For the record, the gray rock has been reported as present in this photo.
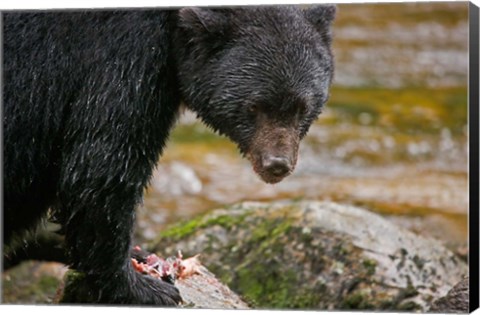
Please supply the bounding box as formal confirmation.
[177,265,249,309]
[152,200,467,311]
[430,277,469,313]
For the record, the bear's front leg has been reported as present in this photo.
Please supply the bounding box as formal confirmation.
[58,183,181,305]
[56,141,181,305]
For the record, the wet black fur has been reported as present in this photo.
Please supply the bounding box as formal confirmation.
[3,5,335,305]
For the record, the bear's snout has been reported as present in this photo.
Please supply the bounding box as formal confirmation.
[262,155,292,178]
[245,121,300,184]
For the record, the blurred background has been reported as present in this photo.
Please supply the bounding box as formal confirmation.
[2,2,469,303]
[137,2,469,253]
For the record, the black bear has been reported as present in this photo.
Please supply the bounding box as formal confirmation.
[3,5,336,305]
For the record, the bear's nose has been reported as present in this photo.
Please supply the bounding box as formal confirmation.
[262,155,291,177]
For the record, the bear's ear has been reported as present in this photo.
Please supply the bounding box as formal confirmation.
[178,7,231,37]
[304,5,336,43]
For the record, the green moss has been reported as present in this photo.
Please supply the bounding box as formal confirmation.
[362,259,377,276]
[236,263,322,309]
[220,212,326,309]
[341,292,374,309]
[38,276,61,292]
[159,217,205,240]
[251,219,291,243]
[397,301,422,311]
[204,213,250,230]
[159,212,251,241]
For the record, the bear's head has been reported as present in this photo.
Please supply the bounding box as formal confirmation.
[174,5,336,184]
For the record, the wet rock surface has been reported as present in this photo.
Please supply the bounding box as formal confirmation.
[429,277,469,313]
[176,265,249,309]
[151,201,468,311]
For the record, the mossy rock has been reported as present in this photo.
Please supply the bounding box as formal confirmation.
[150,201,467,311]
